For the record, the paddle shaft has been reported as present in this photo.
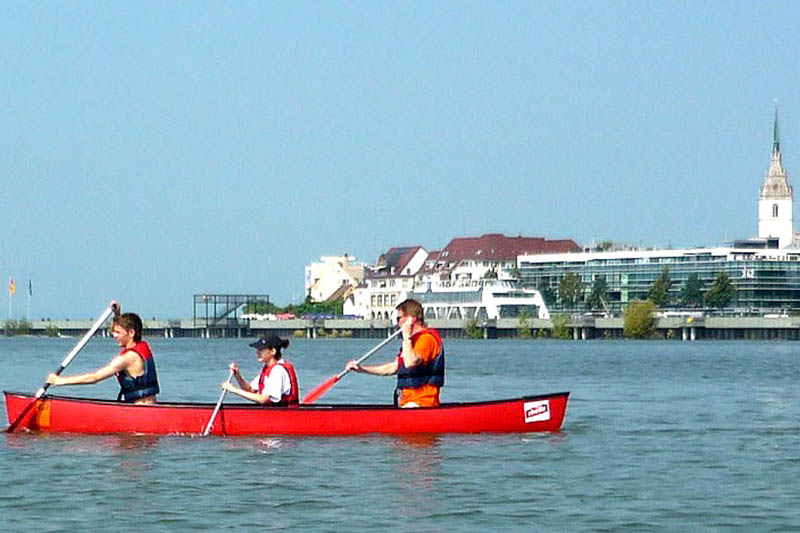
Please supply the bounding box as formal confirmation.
[203,370,234,436]
[301,329,402,404]
[337,328,403,379]
[6,306,114,432]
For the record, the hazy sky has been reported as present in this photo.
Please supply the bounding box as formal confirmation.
[2,2,799,318]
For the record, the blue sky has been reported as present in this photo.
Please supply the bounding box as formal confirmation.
[2,2,799,318]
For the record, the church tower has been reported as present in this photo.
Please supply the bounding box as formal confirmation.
[758,107,794,248]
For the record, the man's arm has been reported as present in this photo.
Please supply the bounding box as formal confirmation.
[221,383,272,404]
[348,359,399,376]
[47,355,129,386]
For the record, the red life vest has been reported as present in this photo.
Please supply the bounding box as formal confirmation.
[257,360,299,405]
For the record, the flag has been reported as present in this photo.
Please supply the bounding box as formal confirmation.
[28,279,32,297]
[9,277,15,296]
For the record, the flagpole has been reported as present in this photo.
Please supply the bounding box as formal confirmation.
[8,276,14,321]
[27,279,31,321]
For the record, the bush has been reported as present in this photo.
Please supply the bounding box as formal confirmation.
[623,299,656,339]
[463,318,483,339]
[3,319,31,336]
[517,310,532,339]
[551,314,571,339]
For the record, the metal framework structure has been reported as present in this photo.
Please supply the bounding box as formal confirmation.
[193,294,270,326]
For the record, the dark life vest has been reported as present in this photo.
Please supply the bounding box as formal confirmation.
[396,328,445,389]
[257,360,300,405]
[116,341,160,402]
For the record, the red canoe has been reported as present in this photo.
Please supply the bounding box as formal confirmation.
[4,390,569,436]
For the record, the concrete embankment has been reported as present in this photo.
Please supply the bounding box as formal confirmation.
[7,316,800,340]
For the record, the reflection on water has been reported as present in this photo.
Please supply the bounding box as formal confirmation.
[4,432,161,453]
[385,434,444,519]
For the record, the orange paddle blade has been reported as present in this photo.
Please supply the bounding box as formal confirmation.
[301,374,341,404]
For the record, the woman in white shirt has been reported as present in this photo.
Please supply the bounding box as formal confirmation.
[222,335,300,405]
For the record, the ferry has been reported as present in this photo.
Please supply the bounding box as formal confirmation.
[406,278,550,321]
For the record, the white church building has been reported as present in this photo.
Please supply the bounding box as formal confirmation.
[758,108,794,248]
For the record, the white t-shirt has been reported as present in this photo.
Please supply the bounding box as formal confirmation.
[249,361,292,403]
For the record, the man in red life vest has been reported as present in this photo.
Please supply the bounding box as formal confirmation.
[46,300,160,404]
[346,299,444,407]
[222,335,300,405]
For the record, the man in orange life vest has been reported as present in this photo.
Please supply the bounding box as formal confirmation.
[222,335,300,405]
[46,300,159,404]
[346,299,444,407]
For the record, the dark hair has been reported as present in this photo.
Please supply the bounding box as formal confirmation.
[395,298,425,326]
[113,313,143,342]
[273,338,290,358]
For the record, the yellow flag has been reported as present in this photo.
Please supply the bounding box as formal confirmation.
[9,276,15,296]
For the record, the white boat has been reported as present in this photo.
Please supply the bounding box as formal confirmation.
[405,278,550,320]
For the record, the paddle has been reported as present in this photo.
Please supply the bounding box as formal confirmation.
[203,370,234,436]
[301,328,402,404]
[6,306,115,433]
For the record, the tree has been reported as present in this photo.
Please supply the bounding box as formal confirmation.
[243,300,281,315]
[551,314,571,339]
[558,273,583,308]
[286,295,345,317]
[623,299,656,339]
[704,272,736,309]
[586,276,609,310]
[679,273,704,308]
[648,267,672,308]
[464,318,483,339]
[517,309,532,339]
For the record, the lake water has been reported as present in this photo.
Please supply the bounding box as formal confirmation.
[1,336,799,531]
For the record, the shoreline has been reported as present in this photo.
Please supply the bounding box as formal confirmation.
[4,315,800,341]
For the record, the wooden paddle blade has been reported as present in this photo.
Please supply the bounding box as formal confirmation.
[301,374,341,404]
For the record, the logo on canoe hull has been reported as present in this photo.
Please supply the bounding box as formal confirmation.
[523,400,550,423]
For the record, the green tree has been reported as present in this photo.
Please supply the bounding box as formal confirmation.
[558,273,583,308]
[586,276,609,310]
[285,295,345,317]
[3,319,31,336]
[679,273,704,308]
[517,309,532,339]
[704,272,736,309]
[243,300,282,315]
[464,318,483,339]
[623,299,656,338]
[648,267,672,308]
[482,268,498,279]
[551,314,571,339]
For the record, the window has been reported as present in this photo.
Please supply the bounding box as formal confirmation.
[773,204,779,218]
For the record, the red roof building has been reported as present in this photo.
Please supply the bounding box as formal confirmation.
[422,233,580,280]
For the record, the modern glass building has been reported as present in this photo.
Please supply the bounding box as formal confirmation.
[518,244,800,314]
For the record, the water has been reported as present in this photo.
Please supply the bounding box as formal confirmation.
[2,337,799,531]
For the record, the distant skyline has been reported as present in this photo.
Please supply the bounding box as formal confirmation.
[3,2,800,318]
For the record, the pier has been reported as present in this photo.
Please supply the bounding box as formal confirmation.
[7,315,800,340]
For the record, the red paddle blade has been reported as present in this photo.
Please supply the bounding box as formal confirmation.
[6,397,40,433]
[301,374,341,404]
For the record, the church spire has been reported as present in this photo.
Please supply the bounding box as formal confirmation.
[759,105,794,248]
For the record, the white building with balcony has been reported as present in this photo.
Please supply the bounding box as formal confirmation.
[305,254,365,303]
[344,246,428,319]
